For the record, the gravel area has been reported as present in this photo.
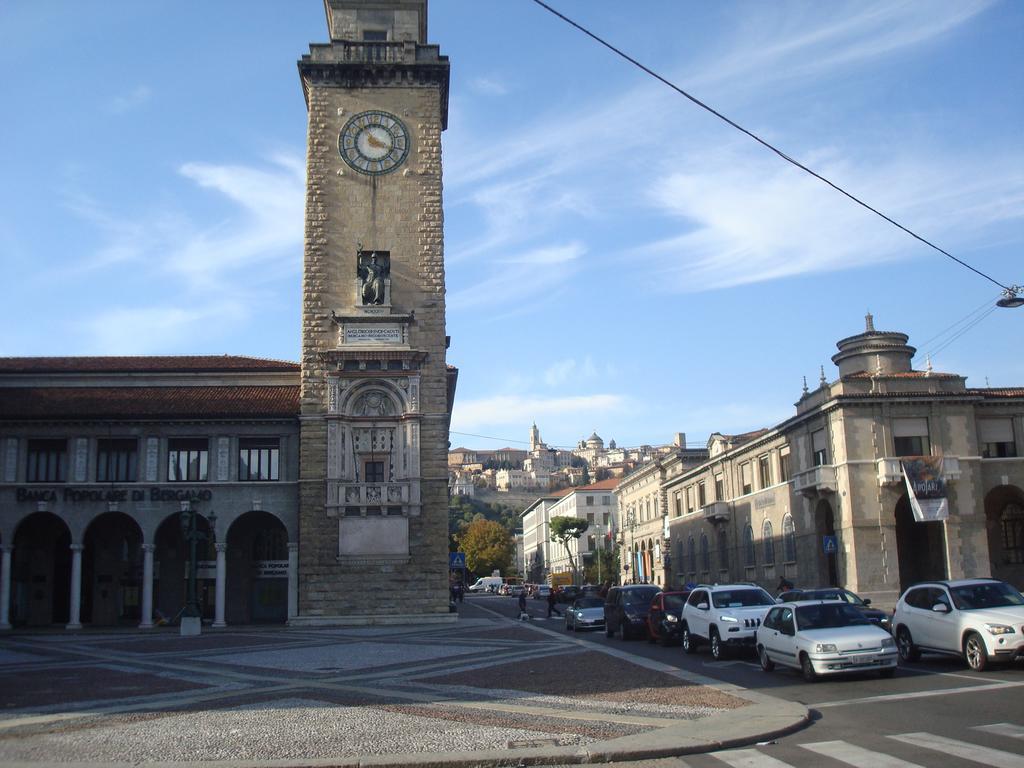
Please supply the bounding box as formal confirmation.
[419,650,747,711]
[0,697,594,763]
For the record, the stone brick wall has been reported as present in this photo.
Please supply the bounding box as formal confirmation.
[298,80,450,619]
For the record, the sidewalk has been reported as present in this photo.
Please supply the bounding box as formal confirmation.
[0,601,807,766]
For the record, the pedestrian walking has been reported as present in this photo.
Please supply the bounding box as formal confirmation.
[546,588,560,618]
[517,590,527,619]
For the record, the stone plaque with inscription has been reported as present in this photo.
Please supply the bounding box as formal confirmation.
[344,325,403,345]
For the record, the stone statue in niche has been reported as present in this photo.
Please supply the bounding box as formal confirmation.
[357,249,390,305]
[352,390,395,417]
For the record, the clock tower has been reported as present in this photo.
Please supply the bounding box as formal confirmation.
[294,0,453,624]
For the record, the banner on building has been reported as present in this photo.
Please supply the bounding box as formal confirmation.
[901,457,948,522]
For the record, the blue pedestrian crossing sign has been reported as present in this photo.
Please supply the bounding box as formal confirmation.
[449,552,466,569]
[823,535,838,554]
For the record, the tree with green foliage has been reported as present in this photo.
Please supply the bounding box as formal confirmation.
[549,516,589,584]
[457,518,514,577]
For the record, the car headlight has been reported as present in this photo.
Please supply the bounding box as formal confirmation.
[986,623,1016,635]
[666,614,679,623]
[719,615,738,623]
[881,637,895,648]
[576,611,585,619]
[814,643,838,653]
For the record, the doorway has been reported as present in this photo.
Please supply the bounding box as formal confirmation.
[894,494,947,590]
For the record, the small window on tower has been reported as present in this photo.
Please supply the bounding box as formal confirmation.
[362,30,387,41]
[364,461,386,483]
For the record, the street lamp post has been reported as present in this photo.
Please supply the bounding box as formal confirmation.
[179,501,215,636]
[627,508,636,584]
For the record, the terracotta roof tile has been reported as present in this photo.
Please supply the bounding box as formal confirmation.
[0,386,299,420]
[967,388,1024,398]
[572,478,621,491]
[0,356,299,374]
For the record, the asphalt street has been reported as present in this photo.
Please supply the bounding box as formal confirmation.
[474,593,1024,768]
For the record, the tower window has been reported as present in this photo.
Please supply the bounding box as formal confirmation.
[364,460,385,483]
[362,30,388,41]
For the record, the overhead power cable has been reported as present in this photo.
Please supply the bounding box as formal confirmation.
[528,0,1014,293]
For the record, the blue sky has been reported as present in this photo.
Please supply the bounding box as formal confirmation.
[1,1,1021,452]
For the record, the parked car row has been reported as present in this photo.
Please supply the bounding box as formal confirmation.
[556,577,1024,682]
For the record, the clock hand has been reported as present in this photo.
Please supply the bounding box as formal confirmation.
[366,133,387,149]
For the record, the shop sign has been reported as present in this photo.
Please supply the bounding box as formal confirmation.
[253,560,289,578]
[14,487,214,504]
[185,560,217,580]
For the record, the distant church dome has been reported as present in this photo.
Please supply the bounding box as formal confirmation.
[609,439,617,449]
[586,431,604,448]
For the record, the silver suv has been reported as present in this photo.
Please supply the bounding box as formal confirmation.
[892,578,1024,671]
[681,583,777,660]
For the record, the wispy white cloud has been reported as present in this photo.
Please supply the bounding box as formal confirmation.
[687,1,994,94]
[79,301,247,355]
[468,76,509,96]
[452,393,626,433]
[448,241,585,313]
[109,85,152,114]
[543,356,599,388]
[641,147,1024,292]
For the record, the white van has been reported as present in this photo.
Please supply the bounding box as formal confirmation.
[468,576,504,593]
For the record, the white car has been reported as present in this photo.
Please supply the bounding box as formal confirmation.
[565,596,605,632]
[892,578,1024,671]
[756,600,898,681]
[681,584,776,660]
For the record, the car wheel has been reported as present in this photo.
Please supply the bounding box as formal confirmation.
[710,628,727,660]
[681,625,696,654]
[758,645,775,672]
[800,653,818,682]
[896,626,921,662]
[879,667,896,678]
[620,620,632,641]
[964,632,989,672]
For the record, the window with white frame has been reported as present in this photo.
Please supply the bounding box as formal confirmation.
[782,514,797,563]
[168,438,208,482]
[980,419,1017,458]
[744,524,756,567]
[27,439,67,483]
[812,429,828,466]
[758,455,771,488]
[714,474,724,501]
[779,446,791,482]
[697,482,706,507]
[740,462,752,495]
[762,520,775,564]
[893,417,930,457]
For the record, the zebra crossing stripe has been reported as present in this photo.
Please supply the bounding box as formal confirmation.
[974,723,1024,740]
[800,739,926,767]
[888,732,1024,768]
[712,748,795,768]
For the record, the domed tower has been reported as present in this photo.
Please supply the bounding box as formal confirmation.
[831,313,916,378]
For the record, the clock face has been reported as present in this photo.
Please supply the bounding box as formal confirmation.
[338,110,410,176]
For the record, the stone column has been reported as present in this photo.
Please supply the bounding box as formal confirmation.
[67,544,84,630]
[287,542,299,621]
[139,544,155,629]
[0,546,12,630]
[213,543,227,628]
